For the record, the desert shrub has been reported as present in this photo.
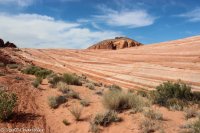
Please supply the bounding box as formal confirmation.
[103,90,150,111]
[108,84,122,91]
[48,75,63,87]
[191,91,200,102]
[69,105,82,121]
[153,81,192,106]
[137,90,148,97]
[62,119,70,126]
[166,98,187,111]
[184,107,198,119]
[65,90,80,99]
[92,110,121,127]
[86,83,95,90]
[48,95,67,109]
[140,118,159,133]
[7,64,19,69]
[182,117,200,132]
[22,65,52,79]
[57,82,70,94]
[93,82,102,87]
[0,62,5,67]
[63,73,82,86]
[0,90,17,121]
[80,99,90,107]
[32,77,42,88]
[89,121,100,133]
[0,72,5,76]
[143,108,163,120]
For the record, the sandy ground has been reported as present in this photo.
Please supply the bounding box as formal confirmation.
[18,35,200,91]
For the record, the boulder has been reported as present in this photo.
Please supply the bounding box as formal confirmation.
[4,41,17,48]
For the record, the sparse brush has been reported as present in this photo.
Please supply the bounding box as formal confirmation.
[63,73,82,86]
[92,110,121,127]
[140,118,159,133]
[166,98,187,111]
[80,99,90,107]
[63,119,70,126]
[143,108,163,120]
[182,117,200,132]
[32,77,42,88]
[0,72,5,76]
[7,64,19,69]
[48,95,67,109]
[22,65,52,79]
[109,84,122,91]
[102,90,150,112]
[0,62,5,67]
[48,75,63,88]
[89,121,100,133]
[184,107,198,119]
[69,105,82,121]
[65,90,80,99]
[57,82,70,93]
[0,90,17,121]
[86,83,95,90]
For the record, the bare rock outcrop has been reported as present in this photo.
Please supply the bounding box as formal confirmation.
[88,37,143,50]
[0,38,17,48]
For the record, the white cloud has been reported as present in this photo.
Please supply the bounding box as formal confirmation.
[0,0,33,7]
[178,8,200,22]
[0,13,120,48]
[94,7,156,28]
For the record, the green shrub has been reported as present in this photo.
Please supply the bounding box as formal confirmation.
[63,119,70,126]
[154,81,192,106]
[102,90,149,111]
[0,62,5,67]
[22,65,52,79]
[0,90,17,121]
[137,90,148,97]
[143,108,163,120]
[57,82,70,94]
[63,73,82,86]
[86,83,95,90]
[184,107,198,119]
[48,75,63,87]
[32,77,42,88]
[65,90,80,99]
[48,95,67,109]
[166,98,187,111]
[80,99,90,107]
[140,118,159,133]
[92,111,121,127]
[0,72,5,76]
[7,64,19,69]
[69,105,82,121]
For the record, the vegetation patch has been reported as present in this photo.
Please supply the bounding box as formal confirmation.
[69,105,82,121]
[0,62,5,67]
[57,82,71,94]
[92,110,121,127]
[0,90,17,121]
[86,83,95,90]
[48,95,67,109]
[108,84,122,91]
[22,65,52,79]
[80,99,90,107]
[7,64,19,69]
[102,90,150,112]
[184,107,198,120]
[152,81,200,110]
[143,108,163,120]
[63,73,82,86]
[32,77,42,88]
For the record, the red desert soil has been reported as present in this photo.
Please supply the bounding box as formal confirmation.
[0,35,199,133]
[19,35,200,91]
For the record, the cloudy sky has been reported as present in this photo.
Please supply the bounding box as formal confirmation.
[0,0,200,48]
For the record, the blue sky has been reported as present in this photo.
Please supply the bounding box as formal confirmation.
[0,0,200,48]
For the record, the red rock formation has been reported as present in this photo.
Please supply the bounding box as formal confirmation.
[88,37,143,50]
[0,38,17,48]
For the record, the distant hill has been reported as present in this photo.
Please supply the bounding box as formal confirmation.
[87,37,143,50]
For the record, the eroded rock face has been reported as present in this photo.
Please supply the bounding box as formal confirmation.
[0,38,17,48]
[87,37,143,50]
